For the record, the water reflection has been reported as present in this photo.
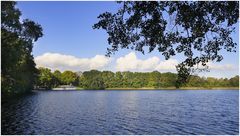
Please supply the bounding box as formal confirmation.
[1,90,239,135]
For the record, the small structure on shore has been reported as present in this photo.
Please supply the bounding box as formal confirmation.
[52,85,77,90]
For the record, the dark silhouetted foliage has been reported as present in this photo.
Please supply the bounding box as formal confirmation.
[93,1,239,87]
[1,1,43,95]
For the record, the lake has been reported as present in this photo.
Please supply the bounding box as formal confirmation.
[1,90,239,135]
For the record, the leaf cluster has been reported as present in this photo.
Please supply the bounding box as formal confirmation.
[93,1,239,85]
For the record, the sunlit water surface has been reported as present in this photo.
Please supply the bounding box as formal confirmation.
[1,90,239,135]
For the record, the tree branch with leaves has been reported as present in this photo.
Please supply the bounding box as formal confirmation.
[93,1,239,87]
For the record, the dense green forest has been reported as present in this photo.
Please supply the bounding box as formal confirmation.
[1,1,43,96]
[36,67,239,90]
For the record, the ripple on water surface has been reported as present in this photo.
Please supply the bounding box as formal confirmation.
[1,90,239,135]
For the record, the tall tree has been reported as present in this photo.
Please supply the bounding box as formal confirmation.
[61,71,78,86]
[1,1,43,95]
[36,67,55,89]
[229,76,239,87]
[101,71,115,88]
[81,70,105,89]
[52,70,62,87]
[93,1,239,87]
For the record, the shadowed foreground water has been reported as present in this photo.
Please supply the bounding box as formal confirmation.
[1,90,239,135]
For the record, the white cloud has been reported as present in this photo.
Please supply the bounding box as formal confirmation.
[116,52,178,72]
[194,61,236,71]
[208,62,236,71]
[34,52,112,71]
[34,52,237,74]
[155,59,179,71]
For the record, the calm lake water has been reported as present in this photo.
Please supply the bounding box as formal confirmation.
[1,90,239,135]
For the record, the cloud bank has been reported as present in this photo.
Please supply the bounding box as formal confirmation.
[208,63,235,70]
[116,52,178,72]
[35,53,112,71]
[35,52,237,73]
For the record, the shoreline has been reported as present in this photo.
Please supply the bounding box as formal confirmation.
[105,87,239,90]
[49,87,239,91]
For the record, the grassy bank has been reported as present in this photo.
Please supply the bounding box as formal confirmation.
[106,87,239,90]
[179,87,239,90]
[71,87,239,90]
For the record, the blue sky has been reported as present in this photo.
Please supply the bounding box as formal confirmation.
[17,1,239,78]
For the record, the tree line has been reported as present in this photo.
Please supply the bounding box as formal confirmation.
[2,1,239,96]
[36,67,239,90]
